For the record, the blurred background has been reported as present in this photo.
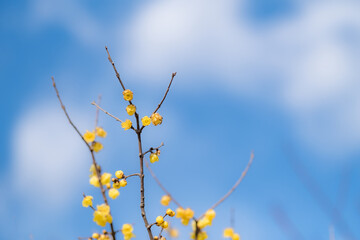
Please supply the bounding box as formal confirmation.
[1,0,360,239]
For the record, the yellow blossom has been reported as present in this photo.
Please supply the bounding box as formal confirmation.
[156,216,164,225]
[205,209,216,221]
[92,233,100,239]
[162,221,169,229]
[181,218,190,226]
[83,130,95,143]
[126,105,136,116]
[176,207,185,218]
[197,218,211,229]
[150,153,159,163]
[223,228,234,238]
[169,229,179,238]
[82,195,93,207]
[115,170,124,179]
[122,224,135,240]
[99,235,110,240]
[151,113,163,126]
[89,164,97,177]
[123,89,133,101]
[106,183,111,189]
[141,116,151,126]
[160,195,171,206]
[121,119,132,130]
[191,231,208,240]
[108,188,120,199]
[113,181,121,189]
[90,175,100,187]
[95,127,107,138]
[92,142,103,152]
[93,204,112,227]
[185,208,194,219]
[166,208,175,217]
[232,233,240,240]
[101,173,112,185]
[120,179,127,187]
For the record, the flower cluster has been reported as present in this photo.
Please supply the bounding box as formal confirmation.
[93,204,113,227]
[223,227,241,240]
[91,230,111,240]
[197,209,216,229]
[83,127,107,152]
[121,223,135,240]
[176,207,194,225]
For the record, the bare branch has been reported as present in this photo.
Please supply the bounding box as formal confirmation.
[198,151,254,219]
[153,72,177,114]
[105,46,126,91]
[145,161,183,208]
[91,101,123,123]
[143,142,165,156]
[52,77,117,240]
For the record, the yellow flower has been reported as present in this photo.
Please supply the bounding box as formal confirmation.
[93,204,112,227]
[115,170,124,179]
[205,209,216,221]
[99,235,110,240]
[113,181,121,189]
[191,231,208,240]
[83,130,95,143]
[92,142,103,152]
[82,195,93,207]
[101,173,112,185]
[232,233,240,240]
[150,153,159,163]
[108,188,120,199]
[166,208,175,217]
[141,116,151,126]
[181,218,190,226]
[223,228,234,238]
[120,179,127,187]
[156,216,164,225]
[123,89,133,101]
[160,195,171,206]
[122,223,133,235]
[151,113,163,126]
[162,221,169,229]
[92,233,100,239]
[122,224,135,240]
[121,119,132,130]
[176,207,185,218]
[197,218,211,229]
[90,175,100,187]
[185,208,194,219]
[96,127,107,138]
[89,164,97,177]
[169,229,179,238]
[126,105,136,116]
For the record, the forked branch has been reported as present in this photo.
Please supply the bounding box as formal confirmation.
[153,72,177,114]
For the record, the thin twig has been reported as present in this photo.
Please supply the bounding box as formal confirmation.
[153,72,177,114]
[105,46,126,91]
[198,151,254,219]
[52,77,117,240]
[91,101,123,123]
[142,142,165,156]
[95,95,102,128]
[124,173,141,180]
[145,161,183,208]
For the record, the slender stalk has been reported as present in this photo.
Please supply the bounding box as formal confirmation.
[52,77,116,240]
[135,113,154,240]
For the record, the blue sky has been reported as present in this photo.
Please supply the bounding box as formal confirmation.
[1,0,360,240]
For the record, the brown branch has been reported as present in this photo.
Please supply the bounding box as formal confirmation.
[135,113,154,240]
[105,46,126,91]
[198,151,254,219]
[153,72,177,114]
[52,77,116,240]
[142,142,164,157]
[91,101,123,123]
[124,173,141,180]
[145,161,183,208]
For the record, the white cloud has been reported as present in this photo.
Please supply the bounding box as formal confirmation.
[11,102,90,209]
[122,0,360,157]
[28,0,102,45]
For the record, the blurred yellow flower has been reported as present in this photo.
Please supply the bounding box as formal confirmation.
[83,130,95,143]
[82,195,93,207]
[108,188,120,199]
[95,127,107,138]
[92,142,103,152]
[121,119,132,130]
